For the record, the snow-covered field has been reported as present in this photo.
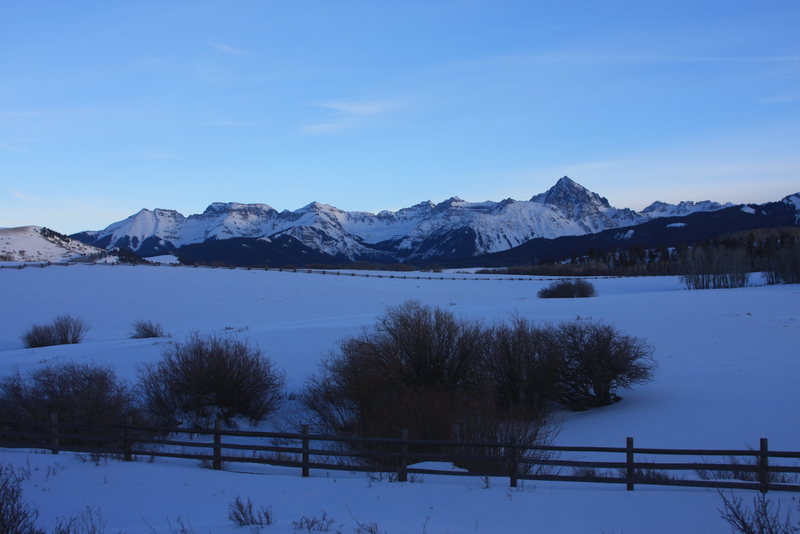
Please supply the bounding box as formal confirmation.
[1,264,799,533]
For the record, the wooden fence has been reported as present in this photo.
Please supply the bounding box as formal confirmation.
[1,416,799,493]
[0,261,605,282]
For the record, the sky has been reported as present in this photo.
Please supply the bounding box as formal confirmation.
[2,0,799,234]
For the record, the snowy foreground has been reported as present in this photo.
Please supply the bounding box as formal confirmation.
[1,264,799,533]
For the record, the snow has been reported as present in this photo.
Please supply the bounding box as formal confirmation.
[81,177,746,260]
[1,264,798,533]
[146,254,182,264]
[0,226,109,263]
[741,206,757,214]
[615,229,635,239]
[667,222,688,228]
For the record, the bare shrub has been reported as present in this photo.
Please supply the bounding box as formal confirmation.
[552,320,655,410]
[140,333,285,427]
[52,507,107,534]
[452,414,559,476]
[227,496,272,527]
[0,363,140,442]
[131,320,168,339]
[482,319,561,420]
[21,315,89,348]
[537,279,596,298]
[718,491,799,534]
[304,301,486,444]
[0,462,44,534]
[292,511,335,532]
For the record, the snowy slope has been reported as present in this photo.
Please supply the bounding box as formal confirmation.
[0,226,111,263]
[0,265,798,533]
[73,176,749,261]
[641,199,735,218]
[783,192,800,222]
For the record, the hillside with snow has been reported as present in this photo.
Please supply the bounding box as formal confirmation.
[72,177,758,262]
[0,226,112,263]
[1,264,798,533]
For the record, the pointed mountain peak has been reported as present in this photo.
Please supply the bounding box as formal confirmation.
[531,176,610,210]
[555,175,579,188]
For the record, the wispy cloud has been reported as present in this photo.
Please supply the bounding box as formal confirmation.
[0,143,25,152]
[211,42,248,56]
[10,190,39,201]
[304,100,399,134]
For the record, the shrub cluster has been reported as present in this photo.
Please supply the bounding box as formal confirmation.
[537,279,596,298]
[140,334,285,427]
[0,363,138,426]
[304,301,655,461]
[131,320,168,339]
[4,331,285,434]
[21,315,89,348]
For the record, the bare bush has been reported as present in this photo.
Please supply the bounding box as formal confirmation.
[131,320,168,339]
[304,301,486,443]
[140,333,285,427]
[0,462,44,534]
[482,318,561,420]
[52,507,107,534]
[292,511,335,532]
[552,321,655,410]
[718,491,799,534]
[452,414,559,476]
[537,279,596,298]
[0,363,139,434]
[21,315,89,348]
[227,496,272,527]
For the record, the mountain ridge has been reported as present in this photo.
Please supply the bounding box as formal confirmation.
[69,178,799,265]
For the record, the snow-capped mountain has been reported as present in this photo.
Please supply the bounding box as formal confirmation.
[641,200,734,218]
[783,193,800,223]
[71,177,757,262]
[0,226,112,263]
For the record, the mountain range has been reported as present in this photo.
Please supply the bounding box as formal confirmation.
[71,176,793,267]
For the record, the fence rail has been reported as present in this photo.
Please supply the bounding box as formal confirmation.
[2,416,799,493]
[0,261,615,282]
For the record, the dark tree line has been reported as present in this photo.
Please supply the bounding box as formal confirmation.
[480,227,800,285]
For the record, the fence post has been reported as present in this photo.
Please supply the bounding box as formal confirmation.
[301,424,310,478]
[509,437,518,488]
[212,419,222,470]
[398,428,408,482]
[122,415,133,461]
[50,412,59,455]
[759,438,769,494]
[626,436,634,491]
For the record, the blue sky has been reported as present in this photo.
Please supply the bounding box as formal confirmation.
[2,0,799,233]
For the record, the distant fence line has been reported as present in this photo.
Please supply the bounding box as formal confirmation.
[1,416,798,493]
[0,261,612,282]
